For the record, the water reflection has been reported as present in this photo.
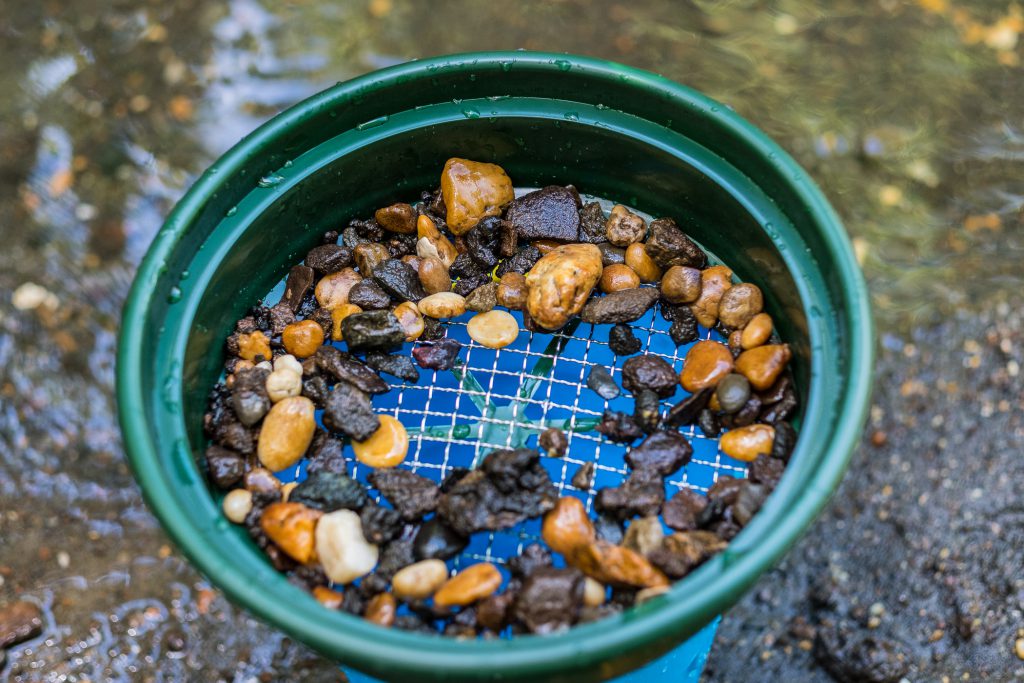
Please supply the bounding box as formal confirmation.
[0,0,1020,680]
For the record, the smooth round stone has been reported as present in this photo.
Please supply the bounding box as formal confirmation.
[418,256,451,295]
[467,310,519,349]
[735,344,793,391]
[689,265,733,328]
[624,242,662,283]
[282,320,324,358]
[660,265,702,304]
[256,396,316,471]
[417,292,467,319]
[315,509,379,585]
[716,373,751,414]
[260,501,322,563]
[433,562,503,608]
[718,282,764,329]
[599,263,640,293]
[222,489,253,524]
[720,424,776,462]
[680,340,735,392]
[392,559,449,601]
[314,268,362,310]
[351,415,409,468]
[741,312,774,349]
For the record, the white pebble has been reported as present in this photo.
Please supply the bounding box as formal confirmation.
[315,509,378,585]
[222,489,253,524]
[255,360,273,371]
[12,282,59,311]
[583,577,606,607]
[274,354,303,376]
[265,367,302,402]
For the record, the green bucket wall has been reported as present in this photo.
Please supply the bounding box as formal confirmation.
[117,52,873,682]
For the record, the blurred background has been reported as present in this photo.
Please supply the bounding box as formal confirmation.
[0,1,1022,680]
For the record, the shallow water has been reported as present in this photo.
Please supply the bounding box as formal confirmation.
[1,1,1021,681]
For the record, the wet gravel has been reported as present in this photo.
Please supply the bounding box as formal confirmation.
[2,0,1023,681]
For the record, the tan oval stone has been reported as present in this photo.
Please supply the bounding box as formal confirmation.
[417,292,467,319]
[689,265,733,328]
[660,265,702,304]
[497,272,528,309]
[583,577,606,607]
[741,312,773,349]
[717,282,764,329]
[281,319,324,358]
[441,158,514,234]
[735,343,792,391]
[259,501,322,564]
[222,489,253,524]
[599,263,640,293]
[418,256,452,294]
[433,562,503,607]
[680,340,735,392]
[313,585,344,609]
[625,242,663,283]
[315,268,362,310]
[257,396,316,471]
[392,559,449,601]
[525,243,603,329]
[542,497,596,556]
[720,424,776,462]
[467,310,519,349]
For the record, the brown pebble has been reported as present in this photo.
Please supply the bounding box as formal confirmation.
[282,320,324,358]
[374,203,417,234]
[354,243,391,276]
[660,266,702,304]
[260,502,322,564]
[680,340,735,392]
[734,344,792,391]
[717,283,763,329]
[237,331,272,362]
[689,265,733,328]
[870,430,888,447]
[600,263,641,293]
[531,239,562,255]
[542,497,596,556]
[365,592,397,627]
[0,600,43,649]
[728,330,743,353]
[525,244,604,329]
[313,586,344,609]
[569,540,669,588]
[315,268,362,310]
[497,272,528,309]
[605,204,646,247]
[720,424,775,462]
[539,427,569,457]
[243,467,281,494]
[433,563,503,607]
[622,516,665,558]
[465,282,499,313]
[418,256,452,295]
[441,158,514,234]
[625,243,663,283]
[741,312,773,349]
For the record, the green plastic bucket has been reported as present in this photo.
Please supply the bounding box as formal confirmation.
[117,51,873,682]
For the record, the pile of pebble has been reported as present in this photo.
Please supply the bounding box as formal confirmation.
[201,158,798,636]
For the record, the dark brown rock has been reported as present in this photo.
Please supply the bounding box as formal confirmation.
[281,265,315,313]
[662,489,708,531]
[369,469,440,521]
[513,566,585,634]
[305,244,353,276]
[0,600,43,649]
[315,346,389,394]
[621,354,678,398]
[506,186,581,242]
[322,382,379,441]
[643,218,707,269]
[340,310,405,352]
[625,430,692,476]
[580,287,660,324]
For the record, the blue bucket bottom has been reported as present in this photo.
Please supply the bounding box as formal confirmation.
[341,617,719,683]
